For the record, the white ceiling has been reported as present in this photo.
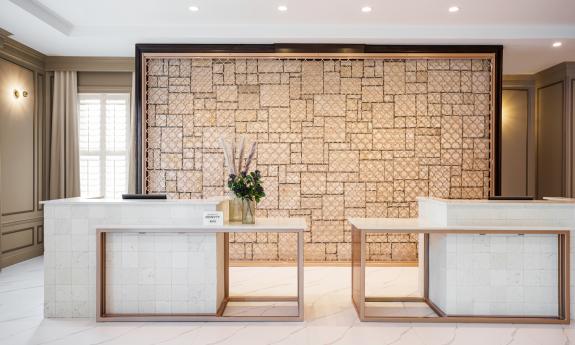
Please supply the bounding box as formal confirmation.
[1,0,574,74]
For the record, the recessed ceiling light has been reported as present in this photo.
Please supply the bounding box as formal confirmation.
[448,6,459,13]
[552,41,563,48]
[188,5,199,12]
[361,6,372,13]
[278,5,288,11]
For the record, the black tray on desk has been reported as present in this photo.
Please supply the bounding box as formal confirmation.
[122,193,167,200]
[488,196,534,200]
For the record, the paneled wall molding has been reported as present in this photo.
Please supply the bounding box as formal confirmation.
[572,78,575,197]
[0,36,45,72]
[503,74,535,87]
[45,56,135,72]
[534,62,575,198]
[536,62,573,88]
[501,77,536,196]
[0,36,45,268]
[1,216,44,228]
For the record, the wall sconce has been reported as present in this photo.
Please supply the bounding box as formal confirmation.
[13,89,28,99]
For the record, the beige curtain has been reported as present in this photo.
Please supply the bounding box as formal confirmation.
[127,72,137,193]
[49,71,80,199]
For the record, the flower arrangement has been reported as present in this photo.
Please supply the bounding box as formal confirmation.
[219,136,264,223]
[227,170,265,203]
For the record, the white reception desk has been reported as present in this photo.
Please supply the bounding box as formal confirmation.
[42,198,306,321]
[350,197,574,324]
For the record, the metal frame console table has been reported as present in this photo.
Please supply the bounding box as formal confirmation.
[96,218,306,322]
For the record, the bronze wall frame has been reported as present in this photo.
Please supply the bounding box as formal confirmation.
[351,225,570,324]
[96,226,305,322]
[134,44,504,196]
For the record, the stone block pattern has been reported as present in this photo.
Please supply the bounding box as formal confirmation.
[143,57,493,262]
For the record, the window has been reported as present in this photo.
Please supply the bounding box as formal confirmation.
[78,93,130,199]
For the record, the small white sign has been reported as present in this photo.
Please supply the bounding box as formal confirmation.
[203,211,224,226]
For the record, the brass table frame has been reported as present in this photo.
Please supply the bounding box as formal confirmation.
[96,226,304,322]
[351,226,570,324]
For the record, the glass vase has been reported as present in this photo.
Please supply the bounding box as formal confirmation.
[241,199,256,224]
[229,196,243,223]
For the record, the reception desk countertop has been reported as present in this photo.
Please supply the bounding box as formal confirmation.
[348,217,570,233]
[102,218,307,233]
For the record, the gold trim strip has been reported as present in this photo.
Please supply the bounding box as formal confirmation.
[142,52,496,59]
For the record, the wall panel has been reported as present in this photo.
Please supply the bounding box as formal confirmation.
[0,58,35,216]
[0,35,45,267]
[141,54,496,262]
[537,82,565,198]
[501,89,529,196]
[0,227,34,254]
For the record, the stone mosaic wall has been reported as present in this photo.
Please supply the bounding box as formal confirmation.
[143,57,493,262]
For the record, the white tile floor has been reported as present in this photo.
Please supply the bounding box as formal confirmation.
[1,256,574,345]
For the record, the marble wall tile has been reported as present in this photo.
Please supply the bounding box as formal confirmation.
[43,202,223,317]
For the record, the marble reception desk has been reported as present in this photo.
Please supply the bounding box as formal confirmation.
[42,197,306,321]
[349,197,574,323]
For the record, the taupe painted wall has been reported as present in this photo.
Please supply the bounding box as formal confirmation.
[0,59,35,214]
[501,89,530,196]
[572,77,575,196]
[501,64,575,200]
[0,34,45,267]
[533,62,575,199]
[537,82,565,198]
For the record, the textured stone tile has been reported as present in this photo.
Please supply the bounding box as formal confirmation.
[302,61,324,94]
[324,117,346,142]
[160,127,183,153]
[160,153,182,170]
[341,78,362,94]
[362,85,384,103]
[313,221,343,242]
[428,70,461,92]
[148,170,166,192]
[144,56,493,263]
[441,116,463,149]
[191,66,213,92]
[202,153,224,187]
[260,84,289,107]
[322,194,344,220]
[269,108,291,133]
[359,160,387,182]
[463,116,486,138]
[313,95,346,117]
[238,92,259,109]
[392,243,417,261]
[258,143,291,164]
[373,128,405,150]
[345,182,366,207]
[302,138,324,164]
[258,59,283,72]
[329,150,359,172]
[384,62,406,94]
[279,184,300,209]
[372,103,394,128]
[301,172,327,195]
[415,135,440,157]
[395,94,416,117]
[350,133,372,150]
[290,100,307,121]
[472,71,491,93]
[393,158,419,179]
[176,170,202,192]
[168,94,194,114]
